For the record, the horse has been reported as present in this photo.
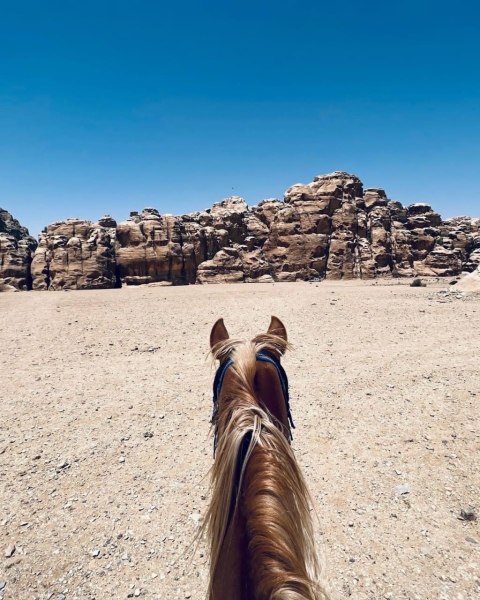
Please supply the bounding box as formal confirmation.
[200,316,330,600]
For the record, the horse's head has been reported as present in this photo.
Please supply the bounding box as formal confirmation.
[209,316,294,447]
[204,317,329,600]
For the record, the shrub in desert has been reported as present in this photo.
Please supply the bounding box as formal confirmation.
[410,278,426,287]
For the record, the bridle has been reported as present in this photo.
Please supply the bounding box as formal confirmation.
[211,350,295,455]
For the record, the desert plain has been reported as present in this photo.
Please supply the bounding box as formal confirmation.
[1,280,479,600]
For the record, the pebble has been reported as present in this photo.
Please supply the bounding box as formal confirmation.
[58,595,66,600]
[465,536,478,544]
[119,456,125,463]
[4,544,15,558]
[57,459,69,469]
[420,547,433,558]
[134,589,141,597]
[91,549,100,557]
[0,582,6,591]
[460,509,477,521]
[395,483,410,495]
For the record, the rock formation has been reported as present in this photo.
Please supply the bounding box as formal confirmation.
[3,172,480,290]
[193,172,478,283]
[115,209,185,286]
[115,199,272,285]
[31,217,117,290]
[0,208,37,291]
[440,216,480,272]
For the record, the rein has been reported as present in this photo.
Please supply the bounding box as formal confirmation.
[211,350,295,455]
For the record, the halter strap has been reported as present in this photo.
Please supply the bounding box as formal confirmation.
[211,351,295,456]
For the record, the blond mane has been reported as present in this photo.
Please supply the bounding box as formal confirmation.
[200,333,331,600]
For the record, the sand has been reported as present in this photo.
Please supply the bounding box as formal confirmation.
[1,281,479,600]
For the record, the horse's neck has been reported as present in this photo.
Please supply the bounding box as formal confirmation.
[211,435,282,600]
[221,418,317,600]
[210,506,251,600]
[209,364,297,599]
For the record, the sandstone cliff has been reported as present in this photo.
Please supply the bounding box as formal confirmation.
[31,216,118,291]
[2,172,479,290]
[0,208,37,291]
[193,172,479,283]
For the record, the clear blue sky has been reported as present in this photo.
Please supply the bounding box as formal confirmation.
[1,0,479,237]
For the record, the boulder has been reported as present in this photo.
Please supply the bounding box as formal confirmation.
[455,266,480,292]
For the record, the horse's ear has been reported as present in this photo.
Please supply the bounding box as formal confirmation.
[267,316,287,344]
[210,318,230,350]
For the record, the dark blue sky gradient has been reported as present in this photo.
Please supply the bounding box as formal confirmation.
[1,0,479,236]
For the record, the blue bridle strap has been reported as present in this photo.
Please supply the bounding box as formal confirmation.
[211,351,295,455]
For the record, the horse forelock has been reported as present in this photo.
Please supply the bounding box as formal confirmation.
[211,331,291,366]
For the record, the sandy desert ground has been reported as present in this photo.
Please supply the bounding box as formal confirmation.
[1,281,479,600]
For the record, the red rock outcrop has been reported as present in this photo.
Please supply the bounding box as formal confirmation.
[0,208,37,291]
